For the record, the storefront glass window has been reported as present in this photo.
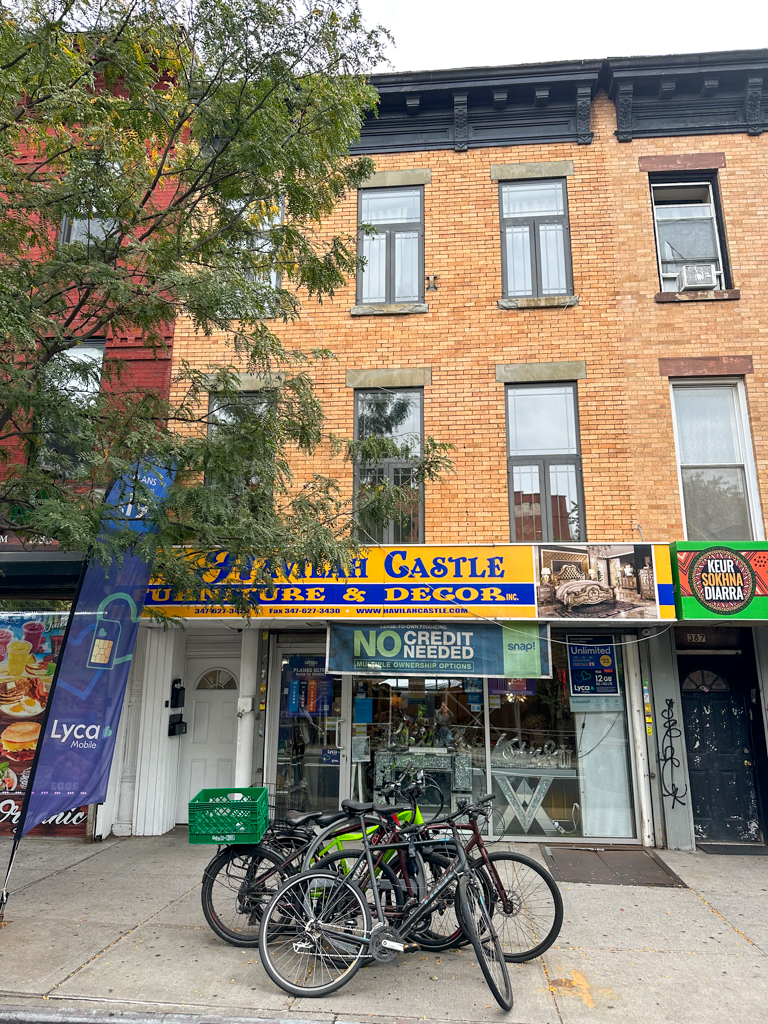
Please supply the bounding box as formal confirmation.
[488,634,636,839]
[350,675,488,819]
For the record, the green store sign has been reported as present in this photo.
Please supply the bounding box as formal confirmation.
[671,542,768,620]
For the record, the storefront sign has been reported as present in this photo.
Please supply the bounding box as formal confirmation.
[567,636,623,712]
[21,465,174,837]
[0,612,85,836]
[145,543,675,622]
[327,622,551,678]
[672,542,768,620]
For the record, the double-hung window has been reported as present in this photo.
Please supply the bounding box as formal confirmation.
[651,179,728,292]
[671,381,761,541]
[500,180,572,298]
[206,389,273,493]
[42,342,105,475]
[358,188,424,305]
[355,388,423,543]
[506,383,584,542]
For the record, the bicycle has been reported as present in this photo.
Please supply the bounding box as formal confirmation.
[200,765,432,946]
[257,793,514,1011]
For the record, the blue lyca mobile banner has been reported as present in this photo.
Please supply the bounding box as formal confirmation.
[21,465,174,836]
[328,622,551,678]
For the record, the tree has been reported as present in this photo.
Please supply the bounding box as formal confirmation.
[0,0,452,612]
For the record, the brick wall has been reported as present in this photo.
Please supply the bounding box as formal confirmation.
[170,91,768,545]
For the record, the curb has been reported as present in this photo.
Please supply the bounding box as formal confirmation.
[0,1009,335,1024]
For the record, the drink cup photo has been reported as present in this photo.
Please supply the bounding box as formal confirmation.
[7,640,32,678]
[50,633,64,659]
[0,628,13,660]
[22,620,45,654]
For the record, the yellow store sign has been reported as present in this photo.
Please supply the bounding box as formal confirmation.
[145,543,674,623]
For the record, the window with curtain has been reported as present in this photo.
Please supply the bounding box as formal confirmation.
[358,187,423,305]
[355,388,423,543]
[651,180,727,292]
[499,180,572,298]
[672,382,757,541]
[506,383,584,542]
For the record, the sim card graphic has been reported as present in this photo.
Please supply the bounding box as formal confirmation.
[87,615,122,670]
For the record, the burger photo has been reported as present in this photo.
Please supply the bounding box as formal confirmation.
[0,721,40,761]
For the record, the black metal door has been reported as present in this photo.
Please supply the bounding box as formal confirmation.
[680,665,761,843]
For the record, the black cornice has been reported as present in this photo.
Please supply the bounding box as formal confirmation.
[354,50,768,153]
[354,59,602,153]
[603,50,768,140]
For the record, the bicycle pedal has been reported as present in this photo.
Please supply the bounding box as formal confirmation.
[402,941,420,954]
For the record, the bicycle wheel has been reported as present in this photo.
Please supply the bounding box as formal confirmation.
[471,851,563,962]
[201,844,291,947]
[259,870,371,997]
[314,849,404,924]
[457,872,513,1011]
[406,852,467,951]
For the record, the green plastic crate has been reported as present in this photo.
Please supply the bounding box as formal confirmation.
[188,786,268,845]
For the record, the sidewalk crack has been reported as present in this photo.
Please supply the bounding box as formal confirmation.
[540,953,564,1024]
[10,840,128,898]
[689,886,767,956]
[45,881,201,996]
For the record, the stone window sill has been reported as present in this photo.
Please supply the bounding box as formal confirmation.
[351,303,428,316]
[654,289,740,303]
[498,296,579,310]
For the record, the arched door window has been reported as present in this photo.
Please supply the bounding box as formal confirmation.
[195,668,238,691]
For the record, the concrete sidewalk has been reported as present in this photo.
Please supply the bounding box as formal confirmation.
[0,830,766,1024]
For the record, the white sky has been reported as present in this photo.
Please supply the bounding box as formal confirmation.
[358,0,767,73]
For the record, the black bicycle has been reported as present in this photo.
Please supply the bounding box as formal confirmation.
[257,793,514,1010]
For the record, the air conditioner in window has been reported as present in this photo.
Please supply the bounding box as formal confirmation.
[676,264,718,291]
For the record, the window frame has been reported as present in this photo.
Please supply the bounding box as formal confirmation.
[504,381,585,543]
[669,377,764,542]
[357,186,425,305]
[353,386,425,544]
[498,178,573,300]
[648,172,732,292]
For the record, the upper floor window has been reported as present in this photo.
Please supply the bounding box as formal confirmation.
[506,383,584,542]
[671,381,760,541]
[500,180,572,299]
[206,389,272,491]
[60,216,112,246]
[651,179,728,292]
[358,187,423,305]
[355,388,423,543]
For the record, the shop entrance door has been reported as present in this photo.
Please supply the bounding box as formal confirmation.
[680,648,764,844]
[176,662,240,824]
[264,644,351,816]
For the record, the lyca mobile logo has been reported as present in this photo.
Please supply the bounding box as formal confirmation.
[50,720,113,749]
[689,547,756,615]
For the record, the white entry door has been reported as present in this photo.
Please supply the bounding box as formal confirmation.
[176,662,239,824]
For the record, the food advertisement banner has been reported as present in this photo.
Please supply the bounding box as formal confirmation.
[327,623,551,678]
[0,611,88,837]
[145,543,675,622]
[672,542,768,620]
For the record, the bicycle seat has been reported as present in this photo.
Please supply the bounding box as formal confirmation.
[284,809,323,826]
[341,799,409,817]
[316,810,348,827]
